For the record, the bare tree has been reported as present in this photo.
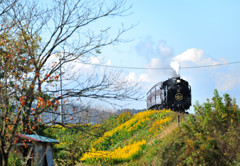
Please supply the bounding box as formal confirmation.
[0,0,18,17]
[0,0,141,165]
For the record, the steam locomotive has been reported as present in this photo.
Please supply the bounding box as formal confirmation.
[147,77,191,112]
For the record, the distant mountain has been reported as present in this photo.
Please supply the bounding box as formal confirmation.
[116,108,146,115]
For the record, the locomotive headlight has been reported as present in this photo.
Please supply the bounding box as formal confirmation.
[176,79,181,83]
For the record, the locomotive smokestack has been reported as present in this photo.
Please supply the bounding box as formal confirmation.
[170,61,180,76]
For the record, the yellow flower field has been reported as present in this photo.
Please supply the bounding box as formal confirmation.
[80,109,175,164]
[92,109,173,151]
[81,139,146,164]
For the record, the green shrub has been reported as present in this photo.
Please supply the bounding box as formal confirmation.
[43,124,105,166]
[8,153,22,166]
[160,90,240,166]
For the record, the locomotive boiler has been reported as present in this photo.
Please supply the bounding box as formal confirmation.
[147,77,191,112]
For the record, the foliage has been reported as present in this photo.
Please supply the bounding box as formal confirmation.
[102,110,133,131]
[40,109,175,165]
[129,90,240,166]
[148,116,172,134]
[30,90,240,166]
[8,153,22,166]
[91,109,174,151]
[43,123,105,166]
[33,90,240,166]
[178,90,240,165]
[0,0,139,165]
[116,110,132,125]
[0,22,46,165]
[79,109,175,165]
[40,111,133,165]
[81,139,146,164]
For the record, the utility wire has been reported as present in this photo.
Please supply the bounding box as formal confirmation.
[181,61,240,69]
[81,62,170,69]
[80,60,240,70]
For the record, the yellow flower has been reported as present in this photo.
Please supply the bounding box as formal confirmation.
[91,109,174,150]
[80,140,146,164]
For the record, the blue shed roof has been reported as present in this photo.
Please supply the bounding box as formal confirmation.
[16,134,59,143]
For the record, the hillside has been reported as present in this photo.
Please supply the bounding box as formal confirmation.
[79,90,240,166]
[80,109,177,165]
[39,90,240,166]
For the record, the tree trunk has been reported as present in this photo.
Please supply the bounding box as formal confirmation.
[1,152,8,166]
[0,152,2,166]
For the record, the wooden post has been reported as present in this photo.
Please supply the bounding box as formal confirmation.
[178,114,180,127]
[22,146,33,166]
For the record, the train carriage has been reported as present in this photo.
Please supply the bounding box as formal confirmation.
[147,77,191,112]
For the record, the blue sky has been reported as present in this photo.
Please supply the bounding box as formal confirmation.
[94,0,240,112]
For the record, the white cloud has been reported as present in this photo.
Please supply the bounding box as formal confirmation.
[143,58,176,82]
[135,37,154,58]
[42,54,113,84]
[131,47,240,97]
[172,48,221,66]
[147,58,161,68]
[158,42,173,57]
[90,56,102,64]
[126,72,137,82]
[128,41,177,87]
[139,73,150,83]
[170,48,240,92]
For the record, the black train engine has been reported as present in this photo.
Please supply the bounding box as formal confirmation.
[147,77,191,112]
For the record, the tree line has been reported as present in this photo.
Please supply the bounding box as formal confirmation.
[0,0,141,165]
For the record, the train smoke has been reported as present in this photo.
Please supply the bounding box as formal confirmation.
[170,61,180,76]
[135,39,179,83]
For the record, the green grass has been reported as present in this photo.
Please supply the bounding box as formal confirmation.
[42,90,240,166]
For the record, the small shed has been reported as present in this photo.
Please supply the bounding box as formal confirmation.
[15,134,59,166]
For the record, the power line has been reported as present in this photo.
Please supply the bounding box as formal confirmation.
[80,60,240,70]
[181,61,240,69]
[81,62,170,69]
